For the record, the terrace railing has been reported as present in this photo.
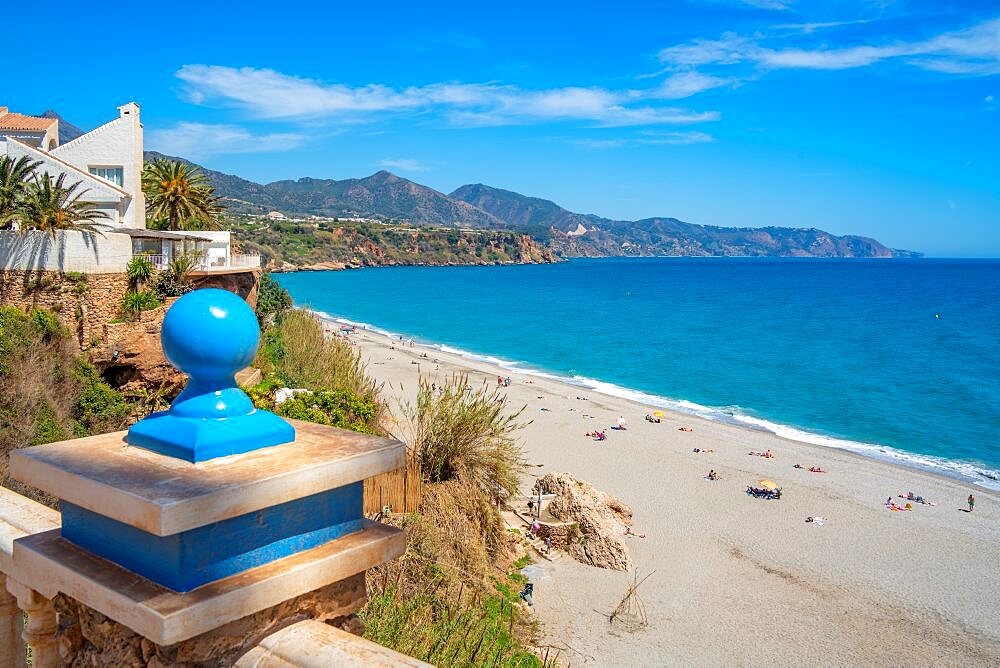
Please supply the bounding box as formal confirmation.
[135,253,262,272]
[0,486,428,667]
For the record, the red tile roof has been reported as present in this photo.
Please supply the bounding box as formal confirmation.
[0,111,57,132]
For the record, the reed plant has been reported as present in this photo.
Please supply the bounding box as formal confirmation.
[400,374,528,500]
[254,309,385,430]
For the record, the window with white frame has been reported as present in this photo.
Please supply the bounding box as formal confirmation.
[89,166,123,186]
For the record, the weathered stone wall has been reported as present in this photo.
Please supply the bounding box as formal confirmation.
[54,572,367,667]
[0,269,129,347]
[90,298,186,394]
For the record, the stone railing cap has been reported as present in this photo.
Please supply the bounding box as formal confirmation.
[10,419,404,536]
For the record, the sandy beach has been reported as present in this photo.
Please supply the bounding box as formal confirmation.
[335,322,999,665]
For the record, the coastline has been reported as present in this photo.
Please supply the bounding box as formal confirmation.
[310,307,1000,493]
[316,309,1000,665]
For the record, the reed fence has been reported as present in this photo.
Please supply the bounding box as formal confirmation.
[364,459,423,516]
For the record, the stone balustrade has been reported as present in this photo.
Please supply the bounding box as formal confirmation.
[0,487,430,666]
[0,288,428,666]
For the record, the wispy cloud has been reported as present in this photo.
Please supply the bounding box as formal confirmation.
[732,0,794,9]
[658,18,1000,74]
[145,122,304,158]
[655,71,733,99]
[175,65,720,128]
[574,130,716,148]
[379,158,429,172]
[771,19,872,34]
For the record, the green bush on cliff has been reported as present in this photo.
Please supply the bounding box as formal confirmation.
[0,307,130,474]
[256,309,382,412]
[269,389,379,435]
[255,272,292,325]
[71,360,130,436]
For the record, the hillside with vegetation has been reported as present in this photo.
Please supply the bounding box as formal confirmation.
[452,183,919,259]
[140,150,918,259]
[230,217,556,269]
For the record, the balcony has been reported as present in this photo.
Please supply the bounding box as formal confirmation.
[145,253,261,272]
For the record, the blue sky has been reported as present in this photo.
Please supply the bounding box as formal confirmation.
[10,0,999,256]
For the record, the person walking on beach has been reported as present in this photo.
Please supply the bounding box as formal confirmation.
[968,494,975,512]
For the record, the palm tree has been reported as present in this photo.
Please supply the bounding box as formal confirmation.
[142,158,224,230]
[16,173,110,237]
[0,155,42,228]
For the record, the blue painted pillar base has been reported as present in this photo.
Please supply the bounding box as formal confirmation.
[127,408,295,462]
[59,482,363,592]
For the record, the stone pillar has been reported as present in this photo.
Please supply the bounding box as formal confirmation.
[6,578,57,668]
[0,575,26,668]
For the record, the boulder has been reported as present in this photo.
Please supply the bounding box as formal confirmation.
[301,261,347,271]
[538,472,633,571]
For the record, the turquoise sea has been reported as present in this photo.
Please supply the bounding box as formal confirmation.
[276,258,1000,489]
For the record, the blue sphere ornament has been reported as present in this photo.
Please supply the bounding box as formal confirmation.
[127,289,294,462]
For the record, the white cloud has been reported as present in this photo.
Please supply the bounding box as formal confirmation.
[146,122,304,158]
[772,19,872,34]
[658,18,1000,75]
[641,130,717,145]
[175,65,719,127]
[379,158,429,172]
[574,131,716,148]
[738,0,793,9]
[655,71,732,99]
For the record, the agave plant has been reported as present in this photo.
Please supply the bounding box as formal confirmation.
[16,173,109,237]
[121,289,161,318]
[0,155,42,228]
[126,255,153,288]
[142,159,224,231]
[168,252,198,283]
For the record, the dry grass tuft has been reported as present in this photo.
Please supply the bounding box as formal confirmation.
[399,374,528,500]
[255,309,385,426]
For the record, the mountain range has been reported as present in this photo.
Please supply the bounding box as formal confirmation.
[40,111,919,258]
[142,151,917,258]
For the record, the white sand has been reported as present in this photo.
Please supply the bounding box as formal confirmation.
[339,324,1000,665]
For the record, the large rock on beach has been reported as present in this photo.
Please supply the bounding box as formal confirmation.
[538,472,634,571]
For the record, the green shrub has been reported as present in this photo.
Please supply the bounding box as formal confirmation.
[30,403,67,446]
[121,289,161,316]
[271,388,379,434]
[126,255,153,286]
[71,360,130,434]
[149,269,192,299]
[63,271,87,282]
[255,273,292,325]
[257,310,382,412]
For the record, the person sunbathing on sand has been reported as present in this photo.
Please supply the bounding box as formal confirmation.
[900,492,936,506]
[625,527,646,538]
[693,448,714,453]
[679,426,694,432]
[809,466,825,473]
[706,470,719,480]
[884,497,911,511]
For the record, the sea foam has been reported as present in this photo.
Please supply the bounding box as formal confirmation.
[308,307,1000,491]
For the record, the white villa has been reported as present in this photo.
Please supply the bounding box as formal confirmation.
[0,103,258,274]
